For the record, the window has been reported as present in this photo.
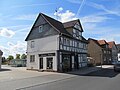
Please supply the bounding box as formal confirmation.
[31,41,35,48]
[39,25,43,33]
[67,39,70,46]
[39,58,43,69]
[63,38,67,45]
[60,45,63,50]
[30,55,35,62]
[60,37,63,44]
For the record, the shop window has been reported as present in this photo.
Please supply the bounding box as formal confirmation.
[30,55,35,62]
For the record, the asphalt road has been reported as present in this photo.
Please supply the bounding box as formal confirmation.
[19,68,120,90]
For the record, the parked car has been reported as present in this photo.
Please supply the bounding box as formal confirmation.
[114,61,120,72]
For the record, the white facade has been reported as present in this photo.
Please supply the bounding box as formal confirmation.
[27,35,59,71]
[118,53,120,61]
[26,13,88,72]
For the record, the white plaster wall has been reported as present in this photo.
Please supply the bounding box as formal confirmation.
[27,35,59,53]
[26,35,59,70]
[43,57,46,70]
[118,53,120,61]
[53,55,57,71]
[27,53,39,70]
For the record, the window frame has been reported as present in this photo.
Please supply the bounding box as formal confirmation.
[39,25,43,33]
[30,55,35,62]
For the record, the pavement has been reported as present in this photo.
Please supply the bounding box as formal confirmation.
[0,65,54,82]
[0,65,108,90]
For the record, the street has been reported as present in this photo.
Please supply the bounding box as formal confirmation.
[18,68,120,90]
[0,65,120,90]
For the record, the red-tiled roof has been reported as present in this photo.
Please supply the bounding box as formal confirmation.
[97,40,108,45]
[88,38,101,46]
[107,41,115,48]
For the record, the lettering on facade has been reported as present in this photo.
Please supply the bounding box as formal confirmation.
[39,53,55,57]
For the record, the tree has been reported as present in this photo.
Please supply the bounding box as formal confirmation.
[7,55,14,61]
[21,54,27,59]
[16,54,20,59]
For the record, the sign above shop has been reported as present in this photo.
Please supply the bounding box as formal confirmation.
[39,53,55,57]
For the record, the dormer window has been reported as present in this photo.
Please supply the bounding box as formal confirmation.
[74,23,81,30]
[39,25,43,33]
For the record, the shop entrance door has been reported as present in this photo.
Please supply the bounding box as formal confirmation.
[46,57,53,69]
[39,57,43,69]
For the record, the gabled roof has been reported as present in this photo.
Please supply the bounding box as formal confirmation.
[63,19,83,32]
[25,13,87,42]
[88,38,101,47]
[97,40,108,45]
[63,19,78,28]
[25,13,72,41]
[107,41,117,49]
[41,13,72,36]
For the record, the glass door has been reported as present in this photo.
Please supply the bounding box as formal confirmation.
[47,57,53,69]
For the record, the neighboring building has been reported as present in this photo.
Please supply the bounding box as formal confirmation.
[9,59,27,67]
[0,50,3,69]
[25,13,88,72]
[117,44,120,61]
[88,38,112,65]
[107,41,118,61]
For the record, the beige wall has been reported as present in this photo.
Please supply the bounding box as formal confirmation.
[88,40,102,65]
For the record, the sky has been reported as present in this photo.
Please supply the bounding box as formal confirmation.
[0,0,120,57]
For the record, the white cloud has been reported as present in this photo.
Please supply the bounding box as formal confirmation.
[80,13,111,31]
[14,14,37,21]
[81,15,110,23]
[54,7,77,22]
[0,28,15,38]
[0,41,26,57]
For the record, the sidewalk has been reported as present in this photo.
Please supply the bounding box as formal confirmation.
[65,66,101,75]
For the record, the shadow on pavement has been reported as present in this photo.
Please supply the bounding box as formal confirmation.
[84,68,119,78]
[0,68,11,72]
[66,68,119,78]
